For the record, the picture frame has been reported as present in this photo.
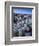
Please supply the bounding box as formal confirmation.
[5,1,38,45]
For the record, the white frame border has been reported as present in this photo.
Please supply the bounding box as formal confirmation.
[10,5,35,41]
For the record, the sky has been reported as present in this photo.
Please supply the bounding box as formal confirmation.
[13,8,32,15]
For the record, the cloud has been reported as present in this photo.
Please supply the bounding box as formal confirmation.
[13,8,32,15]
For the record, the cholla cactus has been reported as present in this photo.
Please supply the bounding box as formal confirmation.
[12,14,32,36]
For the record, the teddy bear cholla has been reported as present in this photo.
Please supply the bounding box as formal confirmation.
[12,14,32,36]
